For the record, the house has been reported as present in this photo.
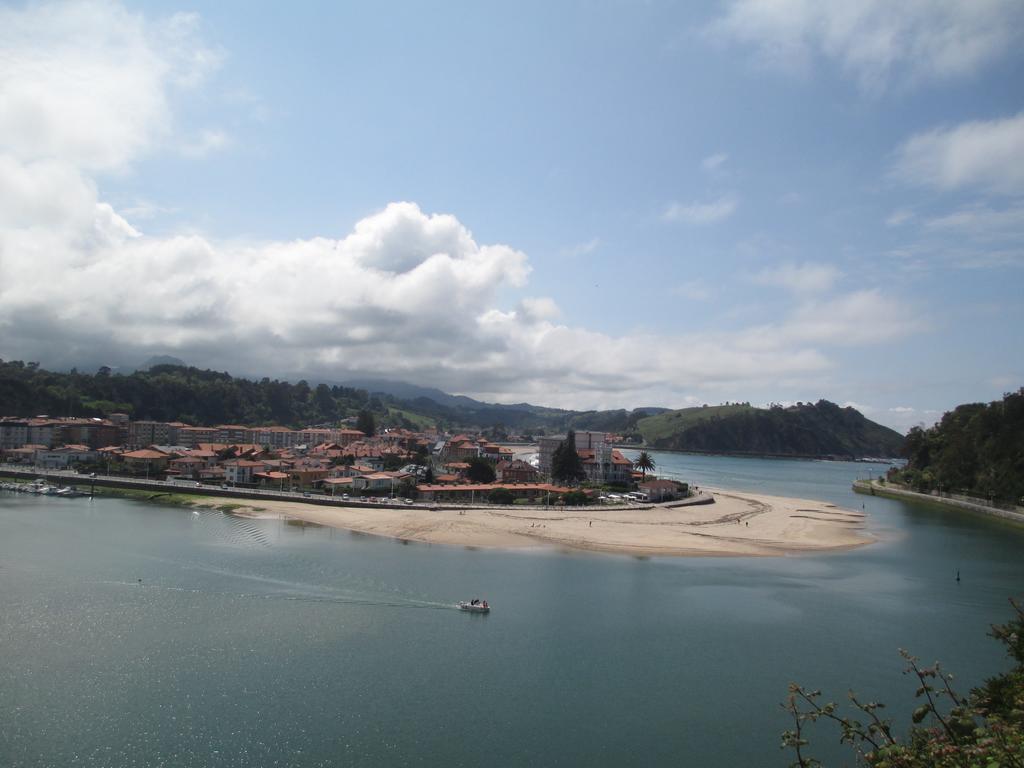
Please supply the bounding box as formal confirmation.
[254,470,289,488]
[444,435,480,460]
[352,471,411,492]
[2,444,47,464]
[33,444,97,469]
[121,448,171,474]
[637,479,684,502]
[223,459,267,485]
[168,456,206,479]
[496,459,540,483]
[321,477,354,495]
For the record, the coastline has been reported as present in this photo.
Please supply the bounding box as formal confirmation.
[615,445,897,463]
[0,467,873,557]
[853,479,1024,527]
[230,486,873,558]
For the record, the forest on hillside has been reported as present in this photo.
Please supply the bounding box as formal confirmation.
[0,360,656,433]
[0,360,379,428]
[639,400,905,458]
[893,388,1024,504]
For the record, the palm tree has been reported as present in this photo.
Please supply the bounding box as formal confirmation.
[633,451,655,480]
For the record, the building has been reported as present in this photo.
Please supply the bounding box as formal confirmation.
[129,420,172,448]
[121,448,171,474]
[178,426,219,448]
[416,482,571,503]
[538,431,631,484]
[0,419,29,449]
[538,431,607,474]
[33,445,98,469]
[637,479,685,502]
[578,446,634,485]
[351,471,411,492]
[223,459,267,485]
[496,459,540,483]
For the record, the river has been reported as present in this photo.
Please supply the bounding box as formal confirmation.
[2,452,1022,767]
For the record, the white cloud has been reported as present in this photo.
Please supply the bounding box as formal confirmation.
[751,261,842,294]
[519,297,561,322]
[0,0,219,171]
[559,237,601,257]
[885,209,914,227]
[924,202,1024,240]
[120,200,179,221]
[893,112,1024,194]
[990,375,1017,391]
[780,289,926,345]
[888,201,1024,272]
[663,196,737,225]
[180,129,230,157]
[839,401,945,434]
[735,289,926,351]
[709,0,1024,90]
[702,152,729,171]
[0,1,931,413]
[672,279,714,301]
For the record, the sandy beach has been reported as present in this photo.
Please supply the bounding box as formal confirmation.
[230,487,873,557]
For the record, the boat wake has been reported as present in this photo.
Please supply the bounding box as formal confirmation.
[96,578,460,611]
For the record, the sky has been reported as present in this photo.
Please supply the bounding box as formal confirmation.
[1,0,1022,432]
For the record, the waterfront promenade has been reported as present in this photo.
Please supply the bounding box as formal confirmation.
[853,479,1024,526]
[2,465,871,557]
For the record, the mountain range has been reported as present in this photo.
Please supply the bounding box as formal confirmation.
[0,361,905,459]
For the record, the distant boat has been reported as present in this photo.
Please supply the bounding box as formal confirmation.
[458,600,490,613]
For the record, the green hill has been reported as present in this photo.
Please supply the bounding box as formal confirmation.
[0,360,905,458]
[637,400,904,458]
[894,387,1024,504]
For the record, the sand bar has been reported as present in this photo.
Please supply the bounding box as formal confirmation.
[231,486,873,557]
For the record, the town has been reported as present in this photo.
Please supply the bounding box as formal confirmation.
[0,414,688,505]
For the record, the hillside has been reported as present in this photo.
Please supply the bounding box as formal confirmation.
[893,388,1024,504]
[637,400,904,458]
[0,361,904,457]
[0,360,656,434]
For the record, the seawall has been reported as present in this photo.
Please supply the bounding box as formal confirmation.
[853,479,1024,527]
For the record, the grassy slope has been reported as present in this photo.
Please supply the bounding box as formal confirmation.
[636,404,756,443]
[636,402,904,457]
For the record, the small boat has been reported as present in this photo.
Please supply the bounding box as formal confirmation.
[458,600,490,613]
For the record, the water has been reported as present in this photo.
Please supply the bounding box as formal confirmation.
[2,453,1022,767]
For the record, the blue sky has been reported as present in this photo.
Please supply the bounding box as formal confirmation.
[1,1,1022,431]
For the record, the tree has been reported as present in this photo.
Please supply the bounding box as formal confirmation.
[633,450,655,480]
[488,488,514,505]
[466,457,496,483]
[356,409,376,437]
[382,453,405,471]
[561,490,591,506]
[783,598,1024,767]
[551,430,586,485]
[423,466,435,484]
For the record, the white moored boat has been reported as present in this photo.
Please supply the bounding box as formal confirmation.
[458,600,490,613]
